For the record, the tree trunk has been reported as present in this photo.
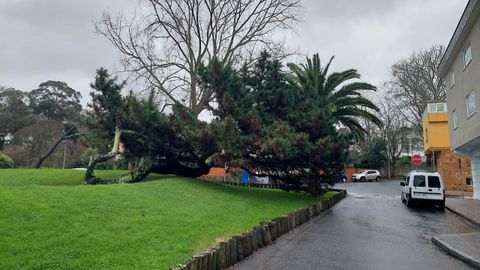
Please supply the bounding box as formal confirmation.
[83,125,212,184]
[34,136,66,168]
[306,176,319,197]
[150,157,211,178]
[0,134,6,151]
[87,157,156,184]
[190,72,197,111]
[34,130,84,169]
[83,127,122,184]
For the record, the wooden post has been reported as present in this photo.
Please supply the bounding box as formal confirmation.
[192,255,202,270]
[242,233,251,257]
[282,216,289,233]
[218,242,227,269]
[253,226,264,248]
[309,205,316,218]
[250,230,259,251]
[235,235,244,261]
[206,251,215,270]
[287,213,294,231]
[268,221,278,241]
[200,254,208,270]
[228,238,237,265]
[213,249,220,270]
[261,223,272,245]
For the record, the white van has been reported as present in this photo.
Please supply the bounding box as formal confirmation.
[400,171,445,209]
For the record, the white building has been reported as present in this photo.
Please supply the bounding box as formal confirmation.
[438,0,480,199]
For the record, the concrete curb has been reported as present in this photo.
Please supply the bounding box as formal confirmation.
[432,236,480,269]
[445,205,480,228]
[169,190,347,270]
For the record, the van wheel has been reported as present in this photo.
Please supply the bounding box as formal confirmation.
[438,200,445,210]
[406,197,412,208]
[376,176,380,182]
[401,194,406,203]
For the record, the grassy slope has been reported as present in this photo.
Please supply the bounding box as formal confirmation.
[0,169,332,269]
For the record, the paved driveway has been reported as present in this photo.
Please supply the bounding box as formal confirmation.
[234,181,478,270]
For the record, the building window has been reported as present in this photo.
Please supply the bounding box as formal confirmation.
[466,178,473,186]
[427,102,448,113]
[453,109,459,129]
[466,90,477,118]
[437,103,445,112]
[450,71,455,89]
[464,44,473,68]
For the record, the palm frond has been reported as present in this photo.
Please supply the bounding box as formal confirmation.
[324,70,360,95]
[334,108,383,128]
[330,82,376,101]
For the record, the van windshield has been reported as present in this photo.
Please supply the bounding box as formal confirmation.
[413,175,426,187]
[428,176,441,188]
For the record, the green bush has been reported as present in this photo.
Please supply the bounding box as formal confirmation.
[0,152,14,168]
[396,156,412,166]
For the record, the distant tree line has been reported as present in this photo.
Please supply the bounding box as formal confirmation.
[0,82,86,168]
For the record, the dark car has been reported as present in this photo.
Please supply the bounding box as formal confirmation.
[329,173,347,183]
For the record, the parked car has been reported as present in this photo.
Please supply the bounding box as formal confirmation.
[400,171,445,209]
[253,175,269,184]
[330,173,347,183]
[352,170,381,182]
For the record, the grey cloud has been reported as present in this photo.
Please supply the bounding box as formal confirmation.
[0,0,134,100]
[0,0,468,104]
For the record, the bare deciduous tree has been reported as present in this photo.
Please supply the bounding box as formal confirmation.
[388,45,446,136]
[379,96,409,178]
[97,0,301,115]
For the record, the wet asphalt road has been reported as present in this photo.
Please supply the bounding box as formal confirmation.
[235,181,478,270]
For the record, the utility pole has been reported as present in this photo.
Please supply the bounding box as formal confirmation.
[432,149,436,172]
[224,162,227,182]
[62,141,67,169]
[459,158,464,199]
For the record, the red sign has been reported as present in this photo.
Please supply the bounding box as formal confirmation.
[412,154,422,165]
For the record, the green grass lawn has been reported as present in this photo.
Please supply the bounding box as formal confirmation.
[0,169,333,269]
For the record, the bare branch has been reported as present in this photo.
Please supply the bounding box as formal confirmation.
[96,0,301,115]
[387,45,446,135]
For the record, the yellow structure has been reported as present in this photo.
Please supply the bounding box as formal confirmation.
[422,101,473,192]
[423,102,450,153]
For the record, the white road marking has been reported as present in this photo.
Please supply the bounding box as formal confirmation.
[349,192,401,199]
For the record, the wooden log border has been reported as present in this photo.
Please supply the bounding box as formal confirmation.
[170,190,347,270]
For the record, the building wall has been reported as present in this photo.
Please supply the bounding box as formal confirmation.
[445,16,480,151]
[345,167,360,182]
[437,150,473,192]
[472,157,480,199]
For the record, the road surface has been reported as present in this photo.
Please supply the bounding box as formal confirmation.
[234,181,478,270]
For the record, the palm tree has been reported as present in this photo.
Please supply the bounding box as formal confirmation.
[288,54,383,140]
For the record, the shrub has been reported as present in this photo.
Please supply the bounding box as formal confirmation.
[396,156,412,166]
[0,152,14,168]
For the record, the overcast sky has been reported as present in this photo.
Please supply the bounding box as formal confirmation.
[0,0,467,105]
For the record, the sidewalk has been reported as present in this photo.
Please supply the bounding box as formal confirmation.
[431,198,480,269]
[432,233,480,269]
[446,198,480,228]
